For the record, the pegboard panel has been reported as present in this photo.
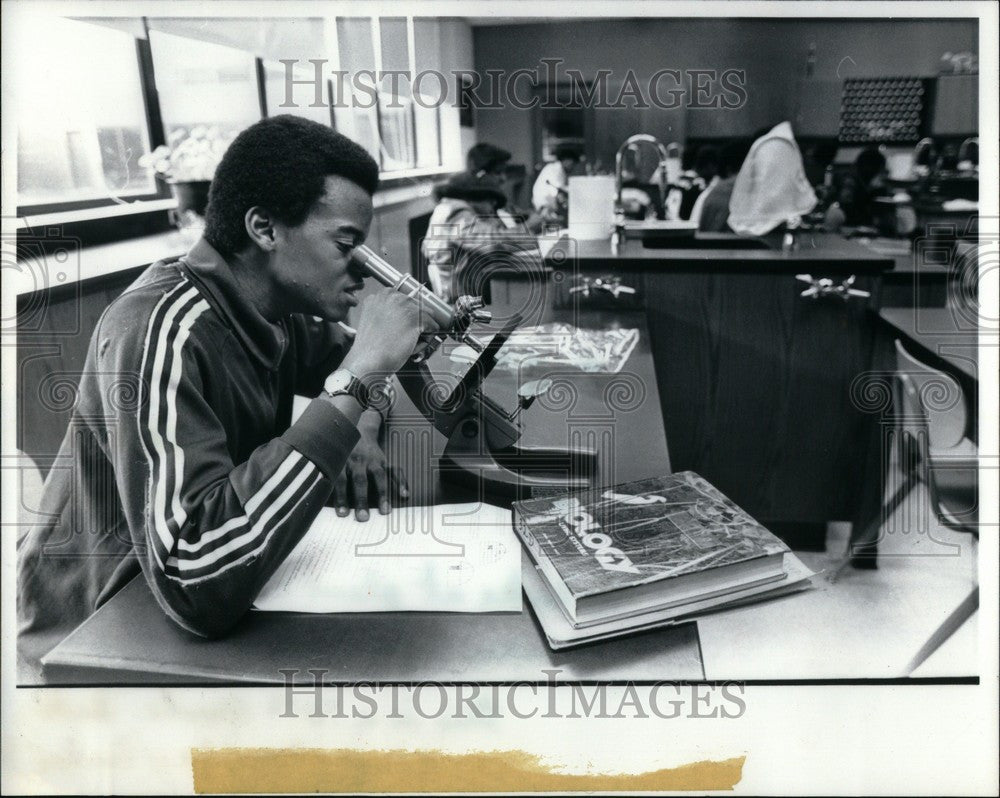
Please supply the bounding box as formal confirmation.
[839,77,931,144]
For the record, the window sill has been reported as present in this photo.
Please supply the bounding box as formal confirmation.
[13,230,192,297]
[377,165,455,188]
[14,199,178,231]
[13,168,454,230]
[13,172,453,297]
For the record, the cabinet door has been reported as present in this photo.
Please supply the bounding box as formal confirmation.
[644,271,878,524]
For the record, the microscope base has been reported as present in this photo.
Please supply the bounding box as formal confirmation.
[440,443,598,501]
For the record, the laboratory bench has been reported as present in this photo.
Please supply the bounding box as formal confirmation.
[877,305,980,445]
[20,229,980,686]
[543,231,895,552]
[35,280,978,685]
[38,299,694,684]
[547,230,894,273]
[39,517,978,684]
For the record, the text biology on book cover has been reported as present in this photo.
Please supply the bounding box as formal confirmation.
[513,472,790,625]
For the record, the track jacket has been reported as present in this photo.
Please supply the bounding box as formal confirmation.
[17,238,361,655]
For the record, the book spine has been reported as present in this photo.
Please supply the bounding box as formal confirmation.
[511,506,544,560]
[512,508,576,613]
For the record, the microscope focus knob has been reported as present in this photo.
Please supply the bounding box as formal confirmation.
[454,295,490,324]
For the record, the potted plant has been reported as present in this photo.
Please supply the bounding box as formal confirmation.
[139,126,236,225]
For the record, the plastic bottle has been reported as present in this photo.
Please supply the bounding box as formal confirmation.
[824,202,846,232]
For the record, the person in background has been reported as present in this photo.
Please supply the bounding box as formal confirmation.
[423,171,540,302]
[17,117,435,668]
[467,142,545,233]
[531,141,583,226]
[467,141,511,177]
[688,146,720,216]
[727,121,818,236]
[663,145,716,220]
[692,139,751,232]
[834,146,888,227]
[617,142,648,218]
[803,141,840,188]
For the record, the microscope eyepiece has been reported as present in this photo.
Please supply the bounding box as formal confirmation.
[348,245,491,360]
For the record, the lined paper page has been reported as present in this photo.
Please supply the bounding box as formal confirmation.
[253,503,521,613]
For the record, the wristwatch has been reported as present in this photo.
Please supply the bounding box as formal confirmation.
[323,368,371,410]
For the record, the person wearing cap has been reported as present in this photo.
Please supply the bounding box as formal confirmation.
[467,142,513,177]
[467,142,545,234]
[531,141,583,225]
[422,170,541,302]
[692,139,751,232]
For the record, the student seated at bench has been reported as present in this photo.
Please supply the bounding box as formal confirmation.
[18,116,438,668]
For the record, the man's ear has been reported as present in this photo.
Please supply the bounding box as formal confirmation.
[245,206,277,252]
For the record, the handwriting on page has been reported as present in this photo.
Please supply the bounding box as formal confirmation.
[253,503,522,613]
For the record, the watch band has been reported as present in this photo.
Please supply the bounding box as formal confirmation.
[323,369,371,410]
[367,380,396,423]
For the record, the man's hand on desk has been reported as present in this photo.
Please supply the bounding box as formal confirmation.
[333,409,409,521]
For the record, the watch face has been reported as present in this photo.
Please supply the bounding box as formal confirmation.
[324,369,356,395]
[324,369,370,408]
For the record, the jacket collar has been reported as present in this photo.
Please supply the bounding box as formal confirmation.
[179,238,286,371]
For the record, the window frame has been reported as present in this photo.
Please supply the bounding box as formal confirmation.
[15,23,173,217]
[15,14,452,223]
[370,16,446,176]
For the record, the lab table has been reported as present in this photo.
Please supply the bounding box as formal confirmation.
[36,275,978,685]
[39,301,699,684]
[543,233,894,554]
[40,518,979,684]
[877,306,980,384]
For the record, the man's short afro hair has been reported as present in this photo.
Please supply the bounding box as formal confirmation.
[203,115,380,255]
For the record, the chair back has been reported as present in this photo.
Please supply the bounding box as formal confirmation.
[894,339,966,450]
[14,449,46,533]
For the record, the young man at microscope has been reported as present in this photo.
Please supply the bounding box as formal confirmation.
[18,116,436,669]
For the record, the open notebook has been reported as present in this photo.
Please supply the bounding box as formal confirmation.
[253,503,521,613]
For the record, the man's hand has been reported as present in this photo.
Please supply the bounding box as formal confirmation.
[332,410,409,521]
[341,288,435,379]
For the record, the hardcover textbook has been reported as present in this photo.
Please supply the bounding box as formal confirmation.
[512,472,792,627]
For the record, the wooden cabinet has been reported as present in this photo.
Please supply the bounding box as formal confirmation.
[643,269,881,527]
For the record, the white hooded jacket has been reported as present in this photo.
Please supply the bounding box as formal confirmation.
[728,121,817,236]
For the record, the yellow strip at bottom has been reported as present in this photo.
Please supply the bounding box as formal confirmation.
[191,748,745,793]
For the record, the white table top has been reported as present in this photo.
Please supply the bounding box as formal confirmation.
[698,506,978,680]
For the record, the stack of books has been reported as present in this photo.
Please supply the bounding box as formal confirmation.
[512,472,815,649]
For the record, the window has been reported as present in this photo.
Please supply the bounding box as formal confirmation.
[414,101,443,169]
[14,17,156,209]
[15,14,456,215]
[377,17,417,172]
[378,84,418,171]
[263,61,333,126]
[149,30,261,173]
[334,17,383,165]
[336,16,446,175]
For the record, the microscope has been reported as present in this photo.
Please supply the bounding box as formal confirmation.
[349,245,598,499]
